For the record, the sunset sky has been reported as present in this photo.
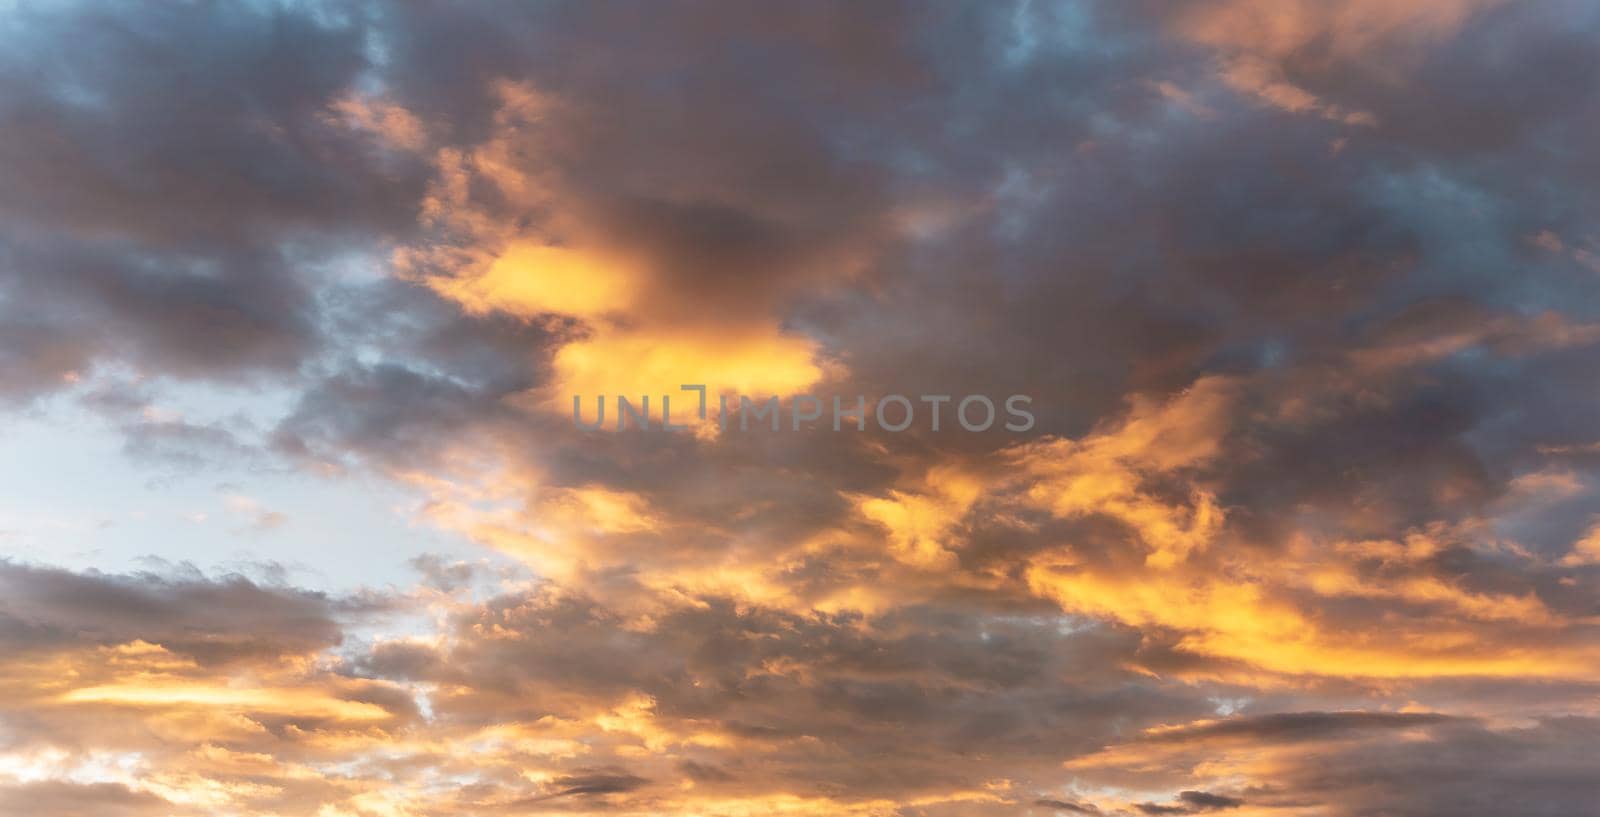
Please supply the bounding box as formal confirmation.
[2,1,1600,815]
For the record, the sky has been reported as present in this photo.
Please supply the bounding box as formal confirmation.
[1,1,1599,815]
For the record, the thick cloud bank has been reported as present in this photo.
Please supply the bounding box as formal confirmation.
[2,1,1599,814]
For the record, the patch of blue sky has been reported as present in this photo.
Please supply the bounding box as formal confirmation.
[0,383,483,594]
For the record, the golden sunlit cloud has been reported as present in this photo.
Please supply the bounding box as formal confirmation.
[59,684,394,722]
[399,79,839,421]
[428,241,640,321]
[548,324,829,412]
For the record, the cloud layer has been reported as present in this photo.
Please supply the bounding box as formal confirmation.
[2,1,1600,814]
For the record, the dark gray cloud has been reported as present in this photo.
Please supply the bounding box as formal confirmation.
[0,1,421,245]
[1035,798,1101,815]
[1265,717,1600,817]
[0,560,366,664]
[1137,790,1243,815]
[347,585,1207,803]
[0,1,427,403]
[546,770,650,798]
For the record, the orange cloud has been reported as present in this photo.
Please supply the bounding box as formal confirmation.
[1170,0,1506,123]
[58,683,393,722]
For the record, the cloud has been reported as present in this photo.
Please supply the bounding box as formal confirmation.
[0,781,170,817]
[1035,798,1101,815]
[2,1,1600,814]
[0,561,355,663]
[1136,789,1243,814]
[0,2,430,405]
